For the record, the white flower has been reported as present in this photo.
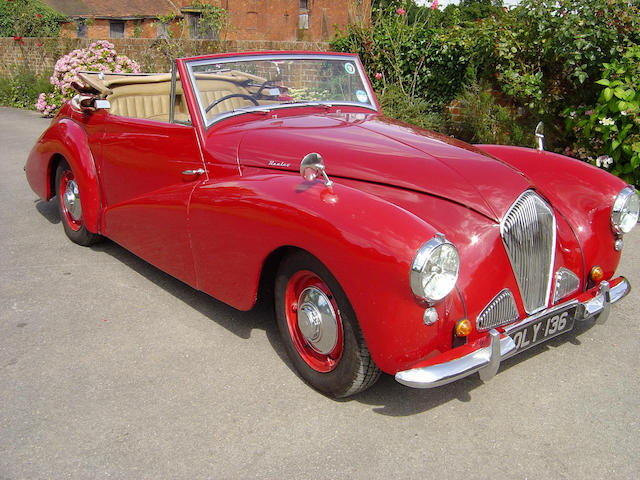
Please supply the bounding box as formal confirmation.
[621,110,628,116]
[599,117,615,126]
[596,155,613,169]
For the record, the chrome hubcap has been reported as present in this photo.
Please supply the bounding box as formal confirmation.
[297,286,338,355]
[63,179,82,221]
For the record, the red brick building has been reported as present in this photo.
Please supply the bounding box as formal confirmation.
[41,0,371,42]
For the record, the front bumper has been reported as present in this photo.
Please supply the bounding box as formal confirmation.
[395,277,630,389]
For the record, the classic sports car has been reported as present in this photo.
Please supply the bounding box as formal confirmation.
[26,51,638,397]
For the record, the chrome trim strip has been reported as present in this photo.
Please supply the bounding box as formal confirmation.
[394,278,630,389]
[170,61,176,123]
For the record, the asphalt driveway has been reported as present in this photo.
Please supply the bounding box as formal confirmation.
[1,106,639,479]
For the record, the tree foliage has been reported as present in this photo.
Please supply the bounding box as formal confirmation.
[332,0,640,183]
[0,0,66,37]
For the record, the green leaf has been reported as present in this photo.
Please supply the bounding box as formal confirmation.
[611,139,621,151]
[596,79,610,86]
[603,88,613,102]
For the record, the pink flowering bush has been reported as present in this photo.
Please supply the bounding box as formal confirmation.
[36,40,140,116]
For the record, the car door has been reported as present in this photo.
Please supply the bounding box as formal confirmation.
[98,114,205,287]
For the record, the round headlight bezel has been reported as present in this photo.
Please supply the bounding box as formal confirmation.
[611,186,640,235]
[410,234,460,303]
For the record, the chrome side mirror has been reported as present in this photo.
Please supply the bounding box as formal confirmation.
[535,121,544,151]
[300,152,333,187]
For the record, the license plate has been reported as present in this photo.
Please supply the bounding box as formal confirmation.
[509,305,577,353]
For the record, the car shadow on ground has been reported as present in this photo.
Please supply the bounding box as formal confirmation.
[35,198,60,224]
[350,319,598,416]
[34,197,603,416]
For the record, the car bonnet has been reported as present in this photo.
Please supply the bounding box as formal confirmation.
[236,112,533,222]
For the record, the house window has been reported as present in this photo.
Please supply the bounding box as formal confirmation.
[298,13,309,29]
[76,21,87,38]
[300,0,308,9]
[185,12,217,39]
[246,11,258,31]
[109,20,125,38]
[157,22,169,39]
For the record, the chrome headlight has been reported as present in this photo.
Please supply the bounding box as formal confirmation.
[611,186,639,234]
[410,234,460,303]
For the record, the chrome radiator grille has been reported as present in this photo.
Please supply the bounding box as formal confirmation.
[501,191,556,314]
[476,289,519,331]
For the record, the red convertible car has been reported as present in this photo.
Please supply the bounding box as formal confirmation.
[26,51,638,397]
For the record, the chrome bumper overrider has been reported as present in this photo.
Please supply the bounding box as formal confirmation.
[395,277,630,389]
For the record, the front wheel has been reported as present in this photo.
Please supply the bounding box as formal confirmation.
[275,251,380,397]
[55,161,100,246]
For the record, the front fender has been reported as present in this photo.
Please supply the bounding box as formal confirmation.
[476,145,627,279]
[26,116,101,233]
[189,171,466,373]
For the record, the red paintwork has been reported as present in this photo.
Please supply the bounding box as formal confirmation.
[26,110,103,233]
[24,51,631,376]
[284,270,344,372]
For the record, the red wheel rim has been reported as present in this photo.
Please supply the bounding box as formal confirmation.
[59,169,82,231]
[284,270,344,373]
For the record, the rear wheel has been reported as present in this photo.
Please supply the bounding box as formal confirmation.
[275,251,380,397]
[55,161,100,246]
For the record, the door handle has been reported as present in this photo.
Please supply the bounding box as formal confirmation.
[182,168,205,181]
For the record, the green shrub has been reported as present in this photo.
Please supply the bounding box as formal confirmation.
[446,80,533,146]
[377,85,444,131]
[332,3,470,108]
[0,70,54,110]
[0,0,66,37]
[564,46,640,185]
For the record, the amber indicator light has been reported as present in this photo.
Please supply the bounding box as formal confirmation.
[590,266,604,283]
[455,319,472,337]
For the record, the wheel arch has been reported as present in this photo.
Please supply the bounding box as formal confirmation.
[26,118,102,233]
[255,245,306,308]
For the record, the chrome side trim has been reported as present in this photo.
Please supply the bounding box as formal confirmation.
[395,278,630,389]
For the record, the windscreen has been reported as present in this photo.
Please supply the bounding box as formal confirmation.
[185,54,377,126]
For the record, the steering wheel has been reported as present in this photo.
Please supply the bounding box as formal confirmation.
[205,93,259,113]
[254,80,279,99]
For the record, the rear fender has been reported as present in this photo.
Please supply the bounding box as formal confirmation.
[25,117,101,233]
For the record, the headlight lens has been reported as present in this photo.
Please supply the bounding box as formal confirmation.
[611,186,640,234]
[410,235,460,302]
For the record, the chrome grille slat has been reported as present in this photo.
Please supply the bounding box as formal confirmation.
[477,289,519,331]
[501,191,556,314]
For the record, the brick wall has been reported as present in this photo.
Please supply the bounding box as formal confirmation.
[53,1,370,42]
[0,37,329,76]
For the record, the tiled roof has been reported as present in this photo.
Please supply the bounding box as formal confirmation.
[41,0,181,18]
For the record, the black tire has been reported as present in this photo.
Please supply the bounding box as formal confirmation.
[55,160,100,246]
[275,251,380,398]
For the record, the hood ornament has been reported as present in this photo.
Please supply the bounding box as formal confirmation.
[300,153,333,187]
[535,121,544,151]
